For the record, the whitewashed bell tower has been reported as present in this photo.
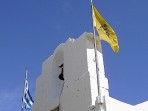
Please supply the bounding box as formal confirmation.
[32,32,148,111]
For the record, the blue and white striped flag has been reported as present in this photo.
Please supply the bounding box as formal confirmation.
[23,79,34,109]
[21,69,34,111]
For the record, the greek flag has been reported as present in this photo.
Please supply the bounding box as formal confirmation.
[21,69,34,111]
[23,79,34,109]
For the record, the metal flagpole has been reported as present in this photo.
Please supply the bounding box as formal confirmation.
[20,68,28,111]
[90,0,103,108]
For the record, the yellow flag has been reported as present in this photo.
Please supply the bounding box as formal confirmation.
[92,4,119,53]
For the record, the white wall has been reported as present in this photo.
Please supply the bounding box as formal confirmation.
[32,32,148,111]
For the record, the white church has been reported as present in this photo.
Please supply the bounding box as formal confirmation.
[32,32,148,111]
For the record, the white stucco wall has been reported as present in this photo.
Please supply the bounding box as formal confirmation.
[32,32,148,111]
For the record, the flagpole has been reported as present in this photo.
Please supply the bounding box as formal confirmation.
[90,0,103,107]
[20,68,28,111]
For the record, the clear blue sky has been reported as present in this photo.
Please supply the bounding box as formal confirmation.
[0,0,148,111]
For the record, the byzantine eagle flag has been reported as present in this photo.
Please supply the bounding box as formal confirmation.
[92,4,119,53]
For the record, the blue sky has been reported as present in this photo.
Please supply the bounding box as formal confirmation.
[0,0,148,111]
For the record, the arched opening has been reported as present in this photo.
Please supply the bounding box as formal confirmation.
[50,45,64,110]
